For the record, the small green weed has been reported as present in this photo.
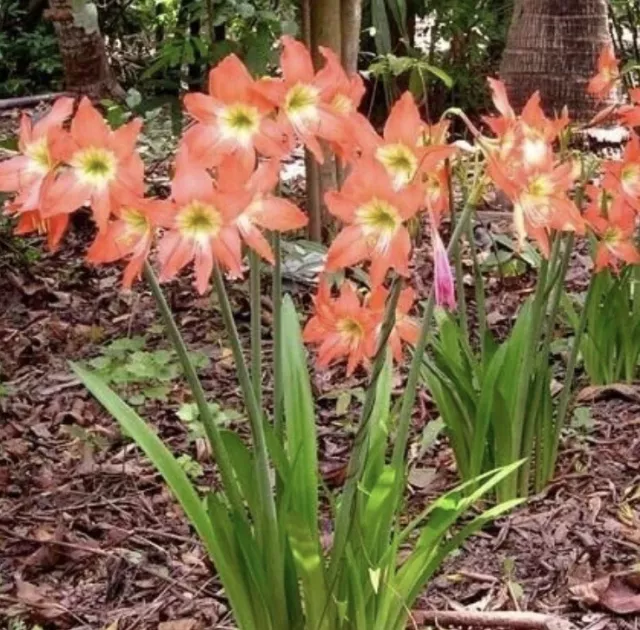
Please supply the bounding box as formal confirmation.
[86,335,209,406]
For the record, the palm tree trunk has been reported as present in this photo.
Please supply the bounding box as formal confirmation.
[46,0,122,99]
[500,0,618,121]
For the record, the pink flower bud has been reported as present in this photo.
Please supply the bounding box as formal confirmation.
[433,228,456,310]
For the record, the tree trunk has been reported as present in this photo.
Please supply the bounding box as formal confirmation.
[499,0,618,121]
[341,0,362,73]
[46,0,122,99]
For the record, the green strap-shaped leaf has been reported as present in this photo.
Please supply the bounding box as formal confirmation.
[72,363,257,630]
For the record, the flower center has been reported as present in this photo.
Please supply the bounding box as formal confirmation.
[176,201,223,241]
[122,207,150,233]
[603,226,621,245]
[356,198,401,240]
[621,164,640,193]
[337,317,364,346]
[375,144,418,189]
[218,103,261,146]
[25,138,52,174]
[526,175,553,199]
[285,83,319,122]
[73,147,117,187]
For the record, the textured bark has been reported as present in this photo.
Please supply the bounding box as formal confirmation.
[46,0,122,99]
[500,0,618,121]
[308,0,343,242]
[341,0,362,74]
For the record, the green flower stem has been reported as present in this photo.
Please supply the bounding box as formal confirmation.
[391,180,482,482]
[519,233,575,496]
[548,273,597,478]
[448,160,469,340]
[249,250,262,406]
[143,262,246,520]
[327,276,403,587]
[272,232,284,441]
[211,264,278,523]
[466,219,486,361]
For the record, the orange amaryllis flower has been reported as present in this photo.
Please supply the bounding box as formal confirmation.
[585,198,640,272]
[86,198,173,288]
[354,92,454,190]
[216,156,307,263]
[180,54,291,170]
[303,280,375,375]
[157,156,244,294]
[0,97,74,212]
[367,284,419,362]
[619,88,640,128]
[588,44,620,100]
[603,133,640,212]
[42,97,144,232]
[9,208,69,251]
[488,155,584,256]
[324,157,423,287]
[519,93,568,168]
[314,46,366,161]
[253,36,347,163]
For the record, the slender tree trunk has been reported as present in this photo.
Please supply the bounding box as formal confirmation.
[46,0,122,99]
[341,0,362,74]
[310,0,342,240]
[499,0,618,121]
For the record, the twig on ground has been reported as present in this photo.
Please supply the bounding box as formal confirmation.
[412,609,576,630]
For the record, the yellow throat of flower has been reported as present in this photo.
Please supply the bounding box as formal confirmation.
[25,138,53,174]
[284,83,319,123]
[218,103,261,146]
[177,200,223,242]
[337,316,364,347]
[72,147,118,188]
[376,143,418,189]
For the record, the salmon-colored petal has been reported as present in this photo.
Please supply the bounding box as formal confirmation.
[280,35,314,85]
[48,127,79,163]
[194,245,214,294]
[179,123,226,168]
[316,105,348,144]
[46,213,70,250]
[122,250,147,289]
[33,97,75,139]
[209,54,256,104]
[71,97,110,149]
[253,197,307,231]
[397,317,419,346]
[384,92,422,146]
[326,225,368,271]
[610,241,640,265]
[0,156,30,192]
[184,92,222,125]
[17,113,33,151]
[158,232,195,281]
[487,78,514,119]
[247,159,280,194]
[91,188,113,232]
[86,221,132,263]
[299,128,325,164]
[255,117,294,158]
[252,78,288,108]
[116,152,145,197]
[172,159,214,205]
[42,171,91,217]
[325,190,358,222]
[241,224,275,263]
[212,226,243,277]
[112,118,142,161]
